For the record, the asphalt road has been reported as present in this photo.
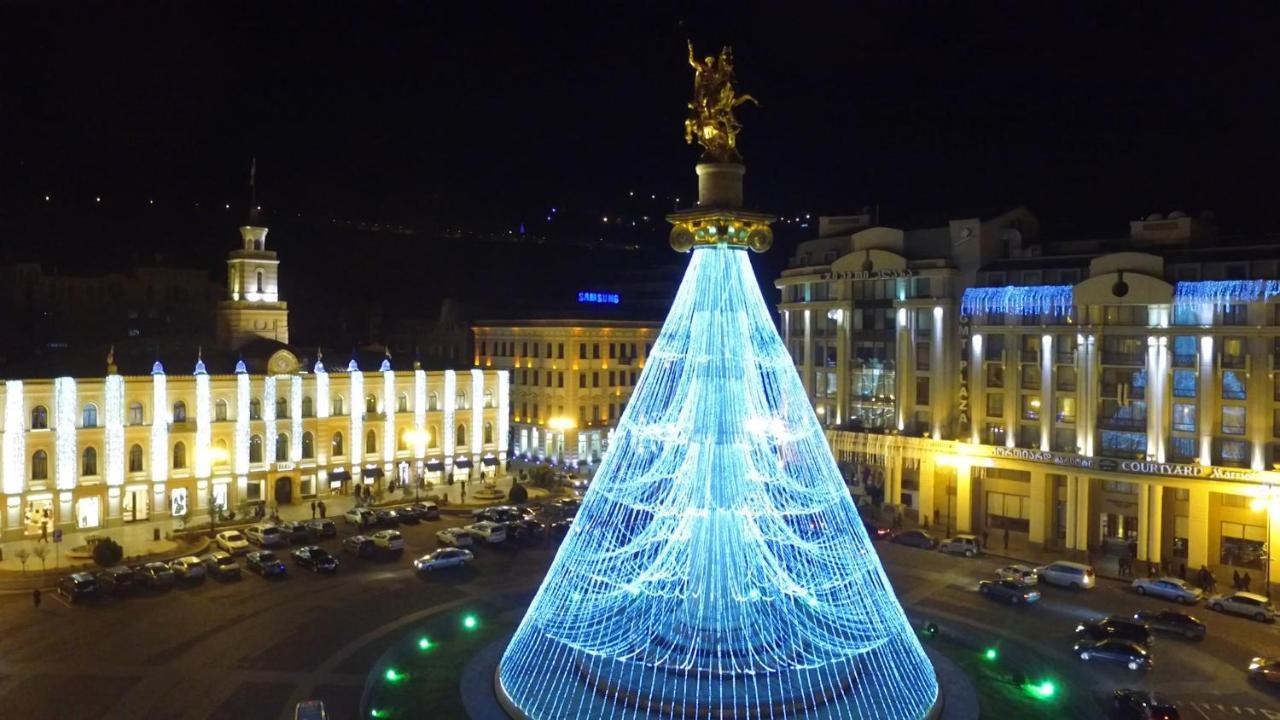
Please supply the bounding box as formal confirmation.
[0,513,1277,719]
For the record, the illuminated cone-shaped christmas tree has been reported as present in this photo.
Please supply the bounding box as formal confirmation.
[496,44,938,720]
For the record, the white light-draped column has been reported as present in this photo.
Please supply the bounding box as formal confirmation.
[105,374,126,486]
[54,378,78,490]
[151,365,168,482]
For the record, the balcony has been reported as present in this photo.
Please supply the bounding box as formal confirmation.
[1098,416,1148,431]
[1101,351,1145,366]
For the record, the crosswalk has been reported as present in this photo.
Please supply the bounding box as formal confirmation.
[1186,701,1280,719]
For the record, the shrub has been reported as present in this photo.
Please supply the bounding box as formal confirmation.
[92,538,124,568]
[508,483,529,504]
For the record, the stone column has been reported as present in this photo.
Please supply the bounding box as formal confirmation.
[801,309,813,397]
[835,306,849,427]
[1197,336,1216,466]
[1028,470,1049,550]
[897,308,913,430]
[1187,487,1211,569]
[970,333,985,444]
[1040,334,1054,451]
[955,461,973,533]
[917,457,936,531]
[931,306,947,440]
[1067,474,1092,554]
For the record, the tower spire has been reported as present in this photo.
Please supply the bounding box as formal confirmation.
[248,155,259,225]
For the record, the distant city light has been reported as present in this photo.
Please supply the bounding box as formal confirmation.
[43,195,50,202]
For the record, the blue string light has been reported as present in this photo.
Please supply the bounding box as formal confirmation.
[498,245,938,719]
[960,285,1074,317]
[1174,280,1280,308]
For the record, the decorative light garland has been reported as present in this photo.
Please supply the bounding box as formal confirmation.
[193,367,211,478]
[316,356,330,419]
[263,376,277,466]
[235,369,250,476]
[470,369,484,454]
[497,370,510,456]
[290,375,303,462]
[443,370,456,465]
[349,361,364,473]
[960,285,1074,317]
[104,374,126,486]
[53,378,78,490]
[151,364,168,482]
[383,366,396,463]
[2,381,24,494]
[1174,280,1280,308]
[413,369,427,460]
[499,245,938,719]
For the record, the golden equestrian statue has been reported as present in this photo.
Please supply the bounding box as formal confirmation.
[684,41,759,163]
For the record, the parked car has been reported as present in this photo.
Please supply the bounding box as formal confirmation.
[1073,638,1151,671]
[862,519,893,541]
[939,534,982,557]
[135,562,177,590]
[473,505,520,524]
[1037,561,1096,590]
[216,530,251,555]
[554,497,581,512]
[344,508,376,527]
[1208,591,1277,622]
[511,518,546,541]
[246,550,287,577]
[342,535,377,558]
[292,546,338,573]
[371,530,405,553]
[891,529,937,550]
[394,506,421,524]
[408,502,439,520]
[465,521,508,544]
[275,521,312,544]
[374,509,401,527]
[57,572,99,602]
[246,523,286,548]
[96,565,137,595]
[1076,616,1153,647]
[1132,577,1202,604]
[1112,688,1180,719]
[305,519,337,539]
[978,578,1041,605]
[200,551,242,580]
[413,548,474,572]
[1133,609,1206,640]
[168,556,207,582]
[295,699,329,720]
[1248,657,1280,685]
[436,528,474,548]
[550,519,574,541]
[996,565,1038,585]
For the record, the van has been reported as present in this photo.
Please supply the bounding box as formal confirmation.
[939,534,981,557]
[246,523,286,548]
[1037,561,1096,590]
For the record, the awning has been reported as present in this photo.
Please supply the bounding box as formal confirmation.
[482,457,499,466]
[425,459,444,471]
[328,469,352,482]
[362,467,385,479]
[455,458,472,469]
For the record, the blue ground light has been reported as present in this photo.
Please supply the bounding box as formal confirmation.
[496,245,939,719]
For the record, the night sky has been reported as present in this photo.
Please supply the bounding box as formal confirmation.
[2,2,1279,324]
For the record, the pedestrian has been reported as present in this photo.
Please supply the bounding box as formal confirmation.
[1179,563,1186,580]
[981,529,989,549]
[1118,555,1126,577]
[318,500,326,519]
[32,588,41,609]
[1234,569,1242,590]
[40,520,48,543]
[1243,572,1252,592]
[311,501,317,519]
[1003,527,1009,550]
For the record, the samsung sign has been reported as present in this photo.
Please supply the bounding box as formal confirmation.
[578,291,620,305]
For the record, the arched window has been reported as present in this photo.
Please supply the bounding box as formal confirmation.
[215,398,228,422]
[128,402,145,425]
[302,432,315,459]
[457,392,468,410]
[249,398,261,420]
[215,439,228,465]
[484,389,494,408]
[82,403,98,428]
[457,424,467,447]
[365,429,377,455]
[82,447,98,476]
[173,401,187,423]
[333,395,345,416]
[398,393,409,413]
[128,444,144,473]
[173,442,187,469]
[276,434,289,462]
[429,425,439,449]
[397,431,407,451]
[302,396,314,418]
[256,269,264,294]
[429,392,439,411]
[31,406,48,430]
[249,435,263,463]
[332,432,345,456]
[366,395,378,414]
[484,421,493,445]
[276,397,289,419]
[31,450,48,480]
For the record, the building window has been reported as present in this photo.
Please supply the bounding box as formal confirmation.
[172,401,187,423]
[128,444,143,473]
[366,395,378,414]
[579,373,586,389]
[557,343,565,359]
[592,344,600,359]
[302,432,315,459]
[1100,430,1146,458]
[457,424,467,447]
[579,343,587,359]
[428,425,438,449]
[1222,371,1246,400]
[302,396,314,418]
[277,397,290,419]
[332,432,345,456]
[483,390,494,408]
[1222,406,1246,435]
[255,269,264,293]
[1172,370,1197,398]
[277,434,289,462]
[31,405,48,430]
[249,399,261,420]
[608,371,616,387]
[916,377,930,405]
[128,402,145,425]
[249,435,263,463]
[1170,436,1197,462]
[592,372,600,388]
[986,393,1004,418]
[173,442,186,469]
[363,429,375,455]
[82,447,98,476]
[915,342,930,371]
[1173,403,1197,433]
[334,396,345,416]
[1056,366,1077,392]
[1055,397,1075,423]
[484,421,493,444]
[215,398,228,422]
[557,372,564,388]
[1021,395,1040,421]
[31,450,48,480]
[985,364,1005,388]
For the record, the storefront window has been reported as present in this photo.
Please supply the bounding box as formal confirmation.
[76,497,101,529]
[170,488,189,517]
[24,497,54,537]
[212,483,229,511]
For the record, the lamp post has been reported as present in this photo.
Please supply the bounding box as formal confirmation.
[547,416,576,465]
[1250,484,1278,599]
[402,428,430,504]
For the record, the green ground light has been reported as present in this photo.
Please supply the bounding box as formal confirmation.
[462,614,479,630]
[983,647,998,661]
[417,636,433,651]
[369,709,389,718]
[384,667,405,684]
[1024,679,1056,700]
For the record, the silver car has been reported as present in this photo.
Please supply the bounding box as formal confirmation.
[1131,576,1202,604]
[1208,591,1277,622]
[413,548,474,572]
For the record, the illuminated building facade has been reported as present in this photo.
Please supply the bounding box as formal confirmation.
[472,320,660,465]
[788,209,1280,585]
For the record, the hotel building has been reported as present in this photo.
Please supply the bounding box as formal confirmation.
[780,210,1280,584]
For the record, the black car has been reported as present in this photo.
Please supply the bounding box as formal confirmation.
[395,507,422,524]
[305,519,337,539]
[246,550,287,577]
[408,502,440,520]
[1134,609,1206,640]
[374,509,401,527]
[1074,638,1152,670]
[1112,688,1180,719]
[134,562,176,590]
[293,545,339,573]
[96,565,137,595]
[57,572,99,603]
[550,518,573,541]
[513,517,546,540]
[978,578,1042,605]
[343,535,377,558]
[1076,617,1153,647]
[891,529,937,549]
[862,519,893,541]
[276,521,311,544]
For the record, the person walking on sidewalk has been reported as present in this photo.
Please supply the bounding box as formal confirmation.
[1243,572,1252,592]
[32,588,41,609]
[1002,528,1009,550]
[318,500,327,519]
[40,520,48,543]
[1234,570,1242,590]
[311,501,317,519]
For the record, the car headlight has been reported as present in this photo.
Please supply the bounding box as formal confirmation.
[1249,660,1262,670]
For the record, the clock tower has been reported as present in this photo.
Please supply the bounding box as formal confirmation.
[216,224,290,350]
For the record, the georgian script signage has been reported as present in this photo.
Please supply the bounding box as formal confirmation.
[818,269,915,282]
[992,447,1097,470]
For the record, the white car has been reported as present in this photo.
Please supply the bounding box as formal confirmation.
[371,530,405,553]
[216,530,251,555]
[938,534,981,557]
[1132,576,1202,604]
[996,564,1038,585]
[168,555,207,581]
[344,508,375,527]
[1208,591,1277,622]
[465,521,508,544]
[1037,561,1096,590]
[245,523,286,547]
[436,527,474,548]
[413,548,474,572]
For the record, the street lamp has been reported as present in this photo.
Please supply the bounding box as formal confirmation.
[1250,485,1278,599]
[547,417,576,464]
[402,429,430,503]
